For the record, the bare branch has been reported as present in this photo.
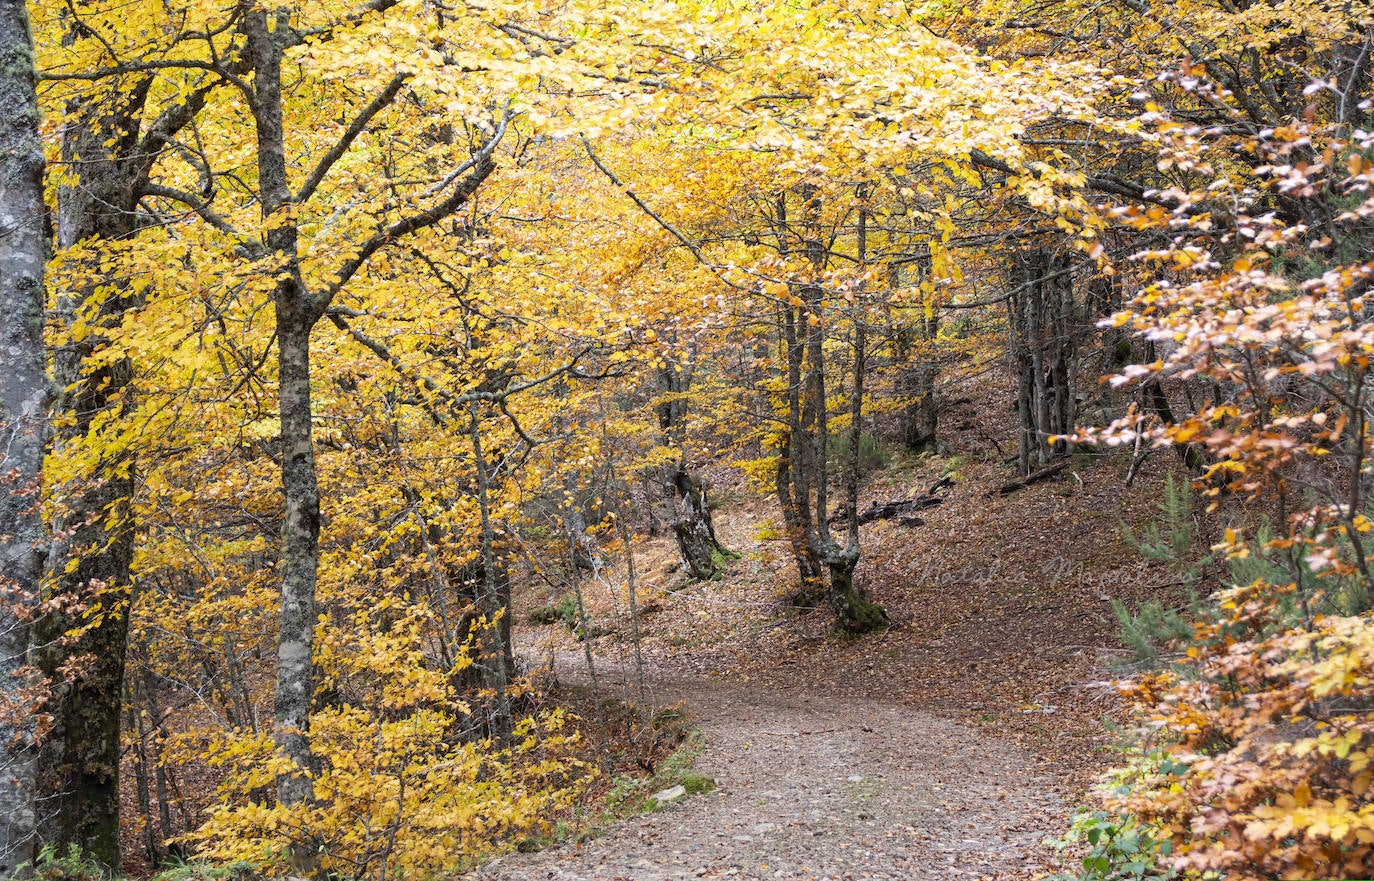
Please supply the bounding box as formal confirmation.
[297,72,410,204]
[581,136,707,264]
[138,184,263,257]
[313,108,512,319]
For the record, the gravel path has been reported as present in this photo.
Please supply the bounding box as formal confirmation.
[471,673,1064,881]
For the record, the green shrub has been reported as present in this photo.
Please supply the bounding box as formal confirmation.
[150,862,254,881]
[829,431,890,475]
[1120,475,1204,576]
[1049,811,1176,881]
[528,593,583,633]
[1111,595,1203,671]
[28,846,108,881]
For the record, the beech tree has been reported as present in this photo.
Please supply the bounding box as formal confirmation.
[0,0,48,872]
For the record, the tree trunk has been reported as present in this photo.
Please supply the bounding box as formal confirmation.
[246,5,319,811]
[36,77,150,875]
[821,202,886,635]
[130,685,159,867]
[1009,249,1078,474]
[895,322,939,453]
[670,464,722,580]
[39,37,223,864]
[894,255,939,453]
[824,553,886,633]
[776,299,826,606]
[648,362,723,579]
[469,401,513,745]
[0,3,48,871]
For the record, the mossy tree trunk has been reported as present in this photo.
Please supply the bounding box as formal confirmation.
[648,361,725,580]
[37,28,224,868]
[0,3,48,872]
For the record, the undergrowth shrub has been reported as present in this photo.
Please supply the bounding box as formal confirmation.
[187,707,589,878]
[1120,475,1201,575]
[1106,578,1374,879]
[1051,809,1176,881]
[828,431,890,475]
[27,846,107,881]
[1091,509,1374,879]
[173,610,595,879]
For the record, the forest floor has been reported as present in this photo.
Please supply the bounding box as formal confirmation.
[473,445,1189,881]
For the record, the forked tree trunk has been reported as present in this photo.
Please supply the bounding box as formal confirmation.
[0,3,48,872]
[770,186,885,632]
[775,297,827,607]
[39,36,222,868]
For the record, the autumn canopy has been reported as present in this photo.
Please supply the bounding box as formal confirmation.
[0,0,1372,878]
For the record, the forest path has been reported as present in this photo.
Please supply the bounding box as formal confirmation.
[468,457,1170,880]
[470,668,1063,881]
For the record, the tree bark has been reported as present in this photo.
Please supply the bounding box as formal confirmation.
[1009,250,1078,475]
[245,4,319,811]
[36,77,149,875]
[0,3,49,872]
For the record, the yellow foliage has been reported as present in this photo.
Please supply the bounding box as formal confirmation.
[187,705,591,877]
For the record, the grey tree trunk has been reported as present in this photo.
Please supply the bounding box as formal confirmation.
[1008,250,1078,475]
[244,6,319,811]
[895,320,939,453]
[770,187,885,633]
[239,0,499,822]
[0,2,49,873]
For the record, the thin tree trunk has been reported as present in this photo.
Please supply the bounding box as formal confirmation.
[776,303,825,605]
[469,401,513,745]
[130,684,159,867]
[1010,250,1078,473]
[0,3,48,871]
[246,5,319,811]
[614,514,648,710]
[894,254,939,453]
[146,670,176,858]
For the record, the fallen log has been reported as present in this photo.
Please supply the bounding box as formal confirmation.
[997,460,1071,495]
[832,476,953,527]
